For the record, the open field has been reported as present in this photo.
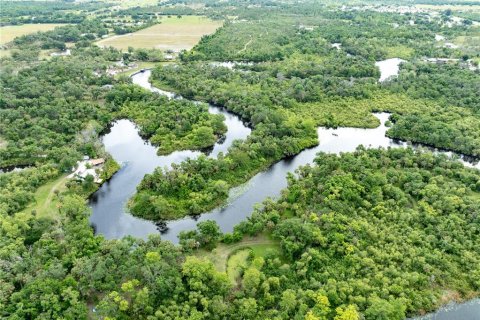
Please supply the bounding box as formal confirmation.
[0,48,60,59]
[0,50,11,58]
[454,34,480,45]
[0,23,67,45]
[195,235,280,273]
[96,16,222,51]
[18,174,69,219]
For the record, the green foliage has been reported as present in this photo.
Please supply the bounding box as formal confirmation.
[1,2,480,320]
[0,164,59,215]
[234,147,480,317]
[179,220,223,251]
[0,51,115,168]
[130,9,480,221]
[116,84,227,155]
[100,157,121,181]
[0,1,107,25]
[11,19,109,50]
[385,62,480,156]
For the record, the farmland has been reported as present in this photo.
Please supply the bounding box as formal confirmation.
[0,23,67,45]
[96,16,222,51]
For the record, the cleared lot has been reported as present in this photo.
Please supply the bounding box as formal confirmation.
[96,16,222,51]
[0,23,66,45]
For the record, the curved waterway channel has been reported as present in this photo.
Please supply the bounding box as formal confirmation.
[90,69,479,244]
[89,69,480,319]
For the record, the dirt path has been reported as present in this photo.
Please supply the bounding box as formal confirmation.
[42,175,68,213]
[237,35,253,54]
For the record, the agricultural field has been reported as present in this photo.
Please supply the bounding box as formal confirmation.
[0,23,67,45]
[96,15,222,51]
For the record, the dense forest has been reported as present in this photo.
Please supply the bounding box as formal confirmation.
[131,9,480,219]
[113,84,227,155]
[0,1,109,25]
[1,0,479,319]
[2,148,479,319]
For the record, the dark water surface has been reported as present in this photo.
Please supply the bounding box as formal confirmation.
[89,69,480,319]
[90,70,479,242]
[89,70,251,239]
[410,298,480,320]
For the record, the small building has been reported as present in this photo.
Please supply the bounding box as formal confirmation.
[90,158,105,167]
[68,158,105,184]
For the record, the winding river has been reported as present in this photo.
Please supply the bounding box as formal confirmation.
[89,70,251,239]
[90,69,479,242]
[88,67,480,319]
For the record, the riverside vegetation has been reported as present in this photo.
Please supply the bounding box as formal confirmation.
[1,0,479,319]
[130,9,480,221]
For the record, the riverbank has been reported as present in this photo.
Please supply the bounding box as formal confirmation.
[89,71,251,238]
[411,298,480,320]
[90,93,479,243]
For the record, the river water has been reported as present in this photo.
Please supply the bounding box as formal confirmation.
[90,69,479,242]
[410,298,480,320]
[375,58,405,82]
[88,67,480,319]
[89,70,251,239]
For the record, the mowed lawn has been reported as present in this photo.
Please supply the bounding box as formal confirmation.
[96,16,222,51]
[0,24,67,45]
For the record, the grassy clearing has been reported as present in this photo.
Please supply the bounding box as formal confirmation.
[454,35,480,46]
[0,50,11,58]
[18,174,69,219]
[195,234,280,273]
[0,137,6,149]
[96,16,222,51]
[226,249,251,283]
[385,45,414,60]
[0,49,59,60]
[0,23,67,45]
